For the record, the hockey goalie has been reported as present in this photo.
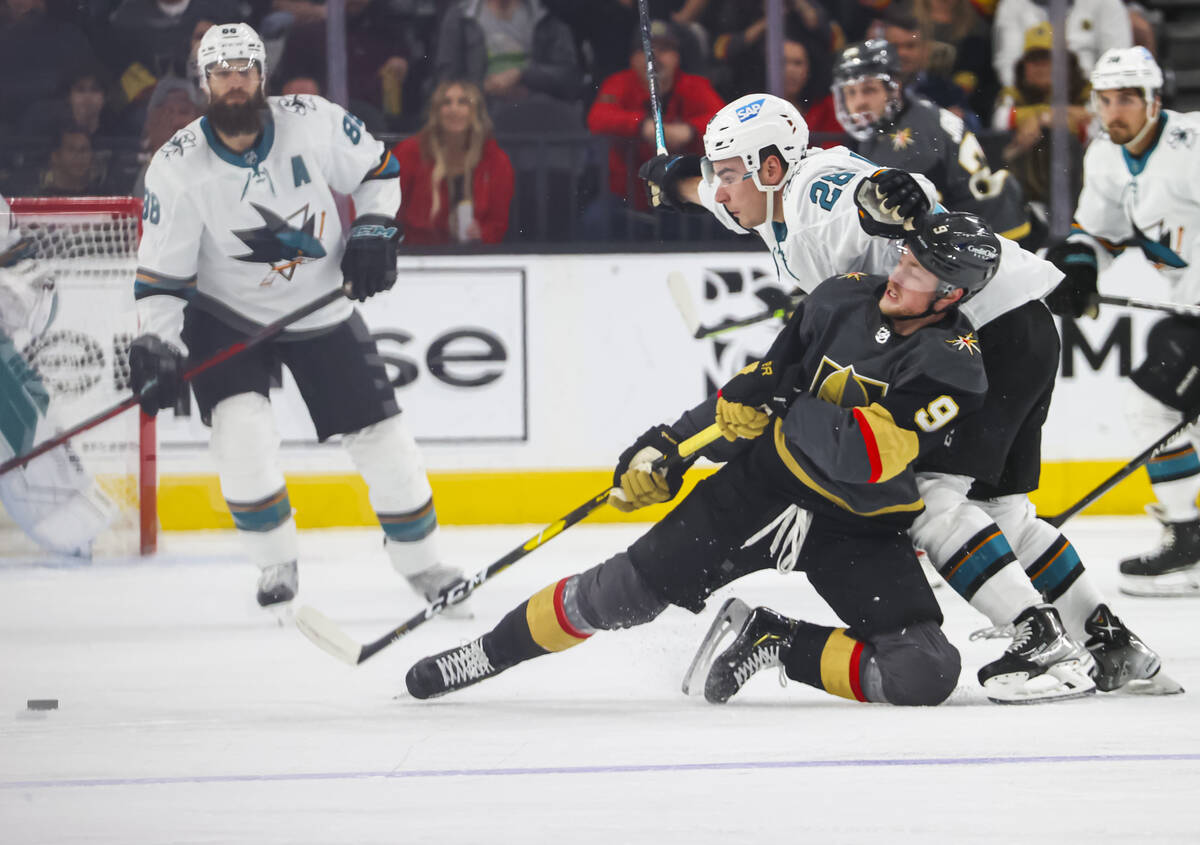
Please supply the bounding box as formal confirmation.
[0,196,116,557]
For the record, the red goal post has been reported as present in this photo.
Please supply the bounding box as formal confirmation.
[6,196,156,557]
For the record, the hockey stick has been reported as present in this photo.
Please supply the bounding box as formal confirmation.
[636,0,667,158]
[0,287,345,478]
[295,422,726,666]
[667,272,801,339]
[1040,411,1200,528]
[1096,295,1200,319]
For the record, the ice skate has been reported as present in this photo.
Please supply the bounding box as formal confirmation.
[405,563,474,619]
[682,597,752,695]
[256,560,297,607]
[1118,505,1200,597]
[977,604,1096,704]
[703,604,795,704]
[1084,604,1184,695]
[406,637,508,699]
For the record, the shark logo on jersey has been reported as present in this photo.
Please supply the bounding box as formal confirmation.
[1131,219,1188,269]
[162,129,197,159]
[811,356,889,408]
[232,202,327,284]
[1167,126,1196,150]
[278,94,317,115]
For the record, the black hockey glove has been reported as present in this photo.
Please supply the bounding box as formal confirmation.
[638,153,702,211]
[1044,241,1100,318]
[854,168,930,238]
[129,334,184,416]
[341,215,401,302]
[716,360,803,441]
[609,424,694,512]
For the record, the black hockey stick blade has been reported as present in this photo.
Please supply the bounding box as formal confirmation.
[0,286,345,478]
[1039,412,1200,528]
[296,423,725,665]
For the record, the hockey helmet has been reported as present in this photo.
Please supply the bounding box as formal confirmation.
[832,40,903,141]
[703,93,809,192]
[197,22,268,95]
[903,211,1000,303]
[1090,47,1163,98]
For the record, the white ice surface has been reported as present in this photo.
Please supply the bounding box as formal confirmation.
[1,517,1198,844]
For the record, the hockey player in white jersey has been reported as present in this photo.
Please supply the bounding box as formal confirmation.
[640,93,1174,701]
[1046,47,1200,598]
[0,196,117,556]
[128,23,466,611]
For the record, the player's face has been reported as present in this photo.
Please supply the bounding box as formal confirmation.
[840,78,890,125]
[207,59,262,103]
[882,249,946,318]
[437,84,474,134]
[712,157,769,227]
[1094,88,1150,144]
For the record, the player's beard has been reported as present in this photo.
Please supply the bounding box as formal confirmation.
[207,89,267,137]
[1105,121,1136,145]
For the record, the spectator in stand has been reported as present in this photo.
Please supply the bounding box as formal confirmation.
[434,0,582,117]
[21,63,127,142]
[783,35,844,146]
[587,20,722,224]
[992,23,1089,213]
[273,0,414,127]
[0,0,96,130]
[912,0,999,120]
[991,0,1131,88]
[16,125,116,197]
[882,9,979,129]
[391,80,514,245]
[704,0,840,101]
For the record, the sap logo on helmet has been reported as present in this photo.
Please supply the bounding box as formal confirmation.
[967,244,997,260]
[736,98,766,123]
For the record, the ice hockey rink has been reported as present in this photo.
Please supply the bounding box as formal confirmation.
[2,516,1197,844]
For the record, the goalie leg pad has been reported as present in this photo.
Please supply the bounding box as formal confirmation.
[343,415,442,577]
[210,393,297,569]
[911,474,1041,625]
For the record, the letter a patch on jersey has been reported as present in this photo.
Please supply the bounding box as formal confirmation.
[291,155,311,187]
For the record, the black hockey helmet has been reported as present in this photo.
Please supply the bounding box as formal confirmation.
[904,212,1001,303]
[832,40,904,140]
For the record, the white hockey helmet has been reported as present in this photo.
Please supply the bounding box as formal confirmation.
[197,22,267,95]
[703,93,809,192]
[1090,47,1163,99]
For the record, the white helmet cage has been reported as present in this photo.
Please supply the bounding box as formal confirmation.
[1089,47,1163,138]
[702,94,810,192]
[197,22,268,96]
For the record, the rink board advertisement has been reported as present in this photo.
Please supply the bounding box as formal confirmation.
[155,250,1176,527]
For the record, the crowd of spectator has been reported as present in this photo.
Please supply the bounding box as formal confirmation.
[0,0,1165,244]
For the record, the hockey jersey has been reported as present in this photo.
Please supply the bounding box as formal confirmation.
[696,146,1061,328]
[135,94,401,351]
[856,97,1029,241]
[1069,110,1200,305]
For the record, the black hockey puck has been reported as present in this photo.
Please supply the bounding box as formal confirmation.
[26,699,58,711]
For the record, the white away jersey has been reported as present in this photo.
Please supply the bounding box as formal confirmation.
[697,146,1062,328]
[135,94,400,350]
[1070,110,1200,305]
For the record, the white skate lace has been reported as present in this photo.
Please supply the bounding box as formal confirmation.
[733,642,782,688]
[1005,619,1034,655]
[742,504,812,573]
[435,639,494,687]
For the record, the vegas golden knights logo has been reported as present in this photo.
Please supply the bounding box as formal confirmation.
[811,356,889,408]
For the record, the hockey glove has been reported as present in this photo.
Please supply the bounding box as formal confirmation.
[341,215,401,302]
[1044,241,1100,318]
[129,334,184,416]
[609,424,692,512]
[854,168,930,238]
[715,360,795,442]
[638,154,702,211]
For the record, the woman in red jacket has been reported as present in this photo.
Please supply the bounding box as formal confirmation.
[391,80,514,245]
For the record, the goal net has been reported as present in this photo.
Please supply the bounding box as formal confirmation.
[3,197,156,558]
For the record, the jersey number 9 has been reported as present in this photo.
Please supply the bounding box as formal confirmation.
[914,395,959,432]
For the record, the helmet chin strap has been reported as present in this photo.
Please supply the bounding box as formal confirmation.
[1126,96,1162,151]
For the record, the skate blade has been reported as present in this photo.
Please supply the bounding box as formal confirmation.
[984,664,1097,705]
[1117,574,1200,598]
[1106,671,1185,696]
[263,601,295,628]
[682,597,751,696]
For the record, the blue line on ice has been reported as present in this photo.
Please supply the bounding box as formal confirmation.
[4,753,1198,790]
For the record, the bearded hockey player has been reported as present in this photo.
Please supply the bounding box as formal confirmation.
[129,23,466,611]
[0,196,117,557]
[1046,47,1200,599]
[832,40,1035,247]
[639,93,1176,701]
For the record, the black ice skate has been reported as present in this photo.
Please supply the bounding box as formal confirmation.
[406,637,509,699]
[703,603,796,704]
[1118,505,1200,597]
[1084,604,1183,695]
[256,561,297,607]
[977,604,1096,704]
